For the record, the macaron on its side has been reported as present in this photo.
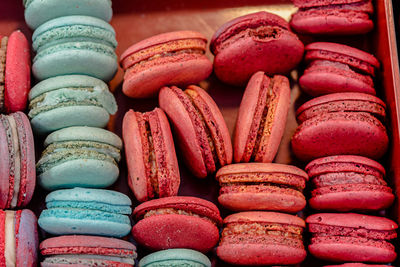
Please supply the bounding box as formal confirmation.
[211,11,304,86]
[307,213,398,263]
[217,211,306,265]
[40,235,136,266]
[123,108,180,202]
[234,72,290,163]
[120,31,212,98]
[216,163,308,212]
[159,85,232,178]
[296,92,386,123]
[139,249,211,267]
[291,112,389,161]
[32,16,118,81]
[24,0,113,29]
[38,188,132,238]
[132,196,222,252]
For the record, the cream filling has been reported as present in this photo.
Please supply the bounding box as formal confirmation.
[7,116,20,208]
[5,211,16,267]
[44,254,136,265]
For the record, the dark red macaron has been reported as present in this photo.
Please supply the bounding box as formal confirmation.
[120,31,212,98]
[234,72,290,163]
[216,163,308,213]
[132,196,222,253]
[217,211,306,265]
[40,235,137,266]
[210,11,304,86]
[0,209,38,266]
[1,31,31,113]
[159,85,232,178]
[299,42,379,96]
[307,213,397,263]
[122,108,180,202]
[0,112,35,209]
[290,0,374,35]
[306,155,394,211]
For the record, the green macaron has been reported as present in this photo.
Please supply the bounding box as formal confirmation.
[139,249,211,267]
[28,74,117,135]
[37,126,122,191]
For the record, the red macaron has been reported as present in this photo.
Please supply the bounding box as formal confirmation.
[0,112,35,209]
[40,235,137,266]
[1,31,30,113]
[306,155,394,211]
[290,0,374,35]
[0,209,38,266]
[234,72,291,163]
[210,11,304,86]
[216,163,308,213]
[299,42,380,96]
[307,213,398,263]
[122,108,180,202]
[132,196,222,253]
[120,31,212,98]
[217,211,306,266]
[159,85,232,178]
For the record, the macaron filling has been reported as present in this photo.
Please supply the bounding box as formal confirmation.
[46,200,131,214]
[4,210,16,266]
[0,36,7,111]
[143,208,217,225]
[43,255,135,265]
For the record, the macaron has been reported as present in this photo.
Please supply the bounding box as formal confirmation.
[32,16,118,81]
[28,75,117,135]
[120,31,212,98]
[296,92,386,124]
[306,155,394,211]
[0,112,35,209]
[40,235,137,266]
[217,211,306,266]
[0,31,30,113]
[291,111,388,161]
[307,213,398,263]
[159,85,232,178]
[24,0,112,29]
[216,163,308,213]
[0,209,39,266]
[139,249,211,267]
[210,11,304,86]
[132,196,222,253]
[38,187,132,237]
[290,0,374,35]
[37,126,122,191]
[123,108,180,202]
[234,72,290,163]
[299,42,380,96]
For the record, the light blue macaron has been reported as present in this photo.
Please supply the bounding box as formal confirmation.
[139,249,211,267]
[38,187,132,237]
[32,16,118,81]
[37,126,122,191]
[28,75,117,135]
[24,0,112,29]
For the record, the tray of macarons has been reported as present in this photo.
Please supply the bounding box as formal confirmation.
[0,0,400,266]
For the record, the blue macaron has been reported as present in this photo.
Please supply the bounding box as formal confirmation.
[32,16,118,81]
[28,75,117,135]
[139,249,211,267]
[37,126,122,191]
[38,187,132,237]
[24,0,112,29]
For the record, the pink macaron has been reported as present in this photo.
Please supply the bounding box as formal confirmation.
[290,0,374,35]
[120,31,212,98]
[299,42,380,96]
[306,155,394,211]
[210,11,304,86]
[234,72,291,163]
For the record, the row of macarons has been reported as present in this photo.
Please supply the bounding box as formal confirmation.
[6,187,398,266]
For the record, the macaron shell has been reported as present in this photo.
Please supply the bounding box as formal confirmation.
[0,116,10,208]
[4,31,30,113]
[293,0,365,8]
[16,209,39,267]
[291,112,388,161]
[138,248,211,267]
[132,214,219,253]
